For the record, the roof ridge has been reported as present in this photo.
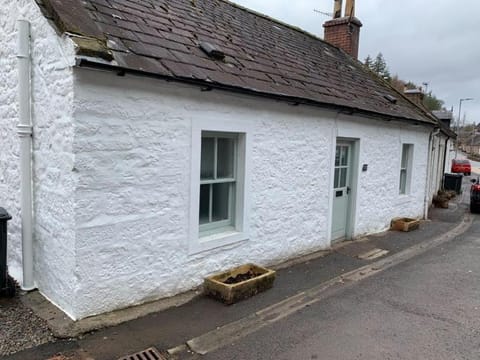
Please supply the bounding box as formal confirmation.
[217,0,365,71]
[219,0,332,48]
[366,66,438,124]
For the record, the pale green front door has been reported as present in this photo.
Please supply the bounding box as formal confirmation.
[332,143,351,241]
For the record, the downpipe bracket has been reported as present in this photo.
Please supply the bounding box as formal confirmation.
[16,124,33,137]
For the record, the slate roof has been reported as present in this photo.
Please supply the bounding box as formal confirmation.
[40,0,437,125]
[432,110,453,121]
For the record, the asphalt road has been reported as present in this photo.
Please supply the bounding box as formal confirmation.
[471,160,480,176]
[202,218,480,360]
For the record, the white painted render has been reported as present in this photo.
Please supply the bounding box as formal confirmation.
[427,133,455,205]
[0,0,77,315]
[445,139,455,173]
[69,68,430,319]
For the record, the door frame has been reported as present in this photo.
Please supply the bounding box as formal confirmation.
[328,137,360,243]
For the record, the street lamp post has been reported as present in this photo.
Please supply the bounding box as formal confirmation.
[455,97,474,159]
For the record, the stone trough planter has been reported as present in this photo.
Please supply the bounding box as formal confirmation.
[204,263,276,305]
[433,195,449,208]
[391,217,420,232]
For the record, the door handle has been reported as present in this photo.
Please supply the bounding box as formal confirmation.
[347,187,351,194]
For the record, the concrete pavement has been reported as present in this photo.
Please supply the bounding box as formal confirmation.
[200,215,480,360]
[1,189,473,360]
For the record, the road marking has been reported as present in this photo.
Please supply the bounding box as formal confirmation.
[167,344,189,356]
[357,248,389,260]
[172,213,473,357]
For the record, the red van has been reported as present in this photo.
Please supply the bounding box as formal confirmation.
[451,159,471,176]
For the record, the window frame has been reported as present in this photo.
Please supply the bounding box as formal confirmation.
[334,144,350,190]
[199,132,238,234]
[189,119,251,254]
[399,143,413,195]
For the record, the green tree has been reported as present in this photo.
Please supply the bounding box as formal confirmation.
[423,91,444,111]
[364,55,372,68]
[404,81,417,90]
[390,74,405,93]
[364,53,391,81]
[372,53,391,80]
[364,52,446,111]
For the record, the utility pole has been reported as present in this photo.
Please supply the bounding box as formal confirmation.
[455,97,474,159]
[422,82,429,94]
[471,125,475,152]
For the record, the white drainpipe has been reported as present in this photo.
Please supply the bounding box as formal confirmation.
[16,20,35,291]
[424,127,440,220]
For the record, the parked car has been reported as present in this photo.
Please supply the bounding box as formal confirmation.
[470,178,480,212]
[451,159,471,176]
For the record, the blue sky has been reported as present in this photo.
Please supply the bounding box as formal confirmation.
[232,0,480,124]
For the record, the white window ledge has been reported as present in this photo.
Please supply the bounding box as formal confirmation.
[189,231,249,254]
[396,194,414,206]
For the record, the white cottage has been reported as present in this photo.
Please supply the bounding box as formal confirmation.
[1,0,451,319]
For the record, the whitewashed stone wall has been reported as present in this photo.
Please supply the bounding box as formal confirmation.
[71,69,430,319]
[337,118,429,235]
[429,135,446,206]
[0,0,77,316]
[445,138,455,173]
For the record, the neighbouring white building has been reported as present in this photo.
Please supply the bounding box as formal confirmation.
[404,93,456,195]
[0,0,453,319]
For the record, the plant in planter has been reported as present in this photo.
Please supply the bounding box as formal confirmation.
[433,194,449,208]
[438,189,456,200]
[390,217,420,232]
[204,264,276,305]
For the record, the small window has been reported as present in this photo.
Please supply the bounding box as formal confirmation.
[399,144,413,194]
[334,145,349,189]
[199,132,237,234]
[189,120,250,254]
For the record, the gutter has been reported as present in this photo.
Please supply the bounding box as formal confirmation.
[75,58,437,129]
[441,135,451,187]
[16,20,36,291]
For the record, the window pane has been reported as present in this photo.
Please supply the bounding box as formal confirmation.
[340,168,347,187]
[399,169,406,194]
[212,182,232,222]
[217,138,234,179]
[201,137,215,180]
[341,147,348,166]
[199,184,210,224]
[334,168,340,188]
[335,147,340,166]
[401,144,409,168]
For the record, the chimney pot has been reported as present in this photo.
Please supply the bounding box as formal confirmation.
[333,0,343,18]
[345,0,355,17]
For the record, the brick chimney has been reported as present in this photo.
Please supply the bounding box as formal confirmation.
[404,88,425,107]
[323,0,362,59]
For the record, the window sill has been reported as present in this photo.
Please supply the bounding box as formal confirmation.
[189,230,248,255]
[397,193,414,205]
